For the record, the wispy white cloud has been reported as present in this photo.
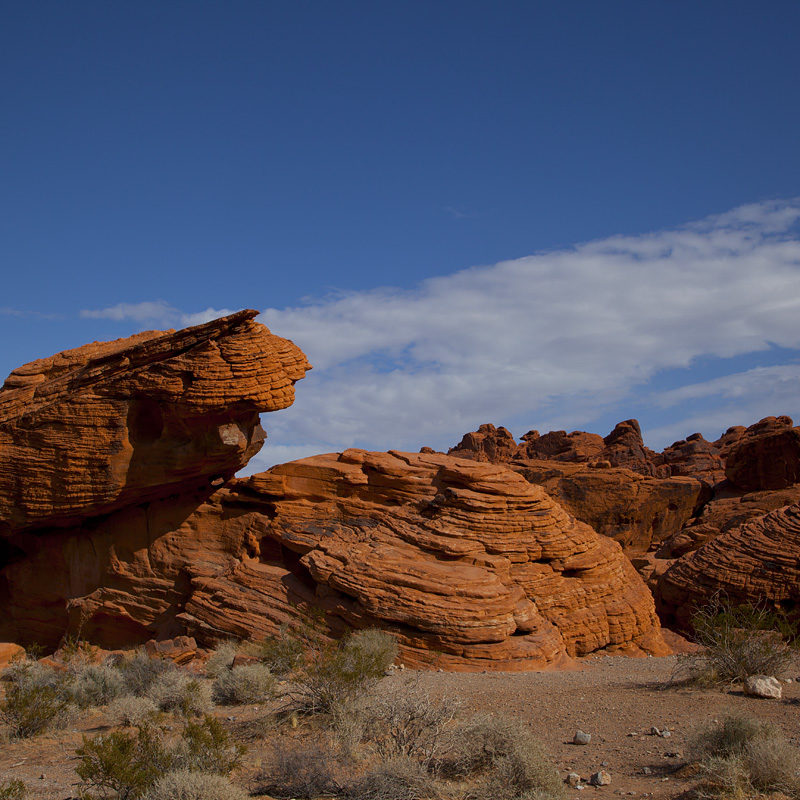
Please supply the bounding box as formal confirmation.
[247,199,800,467]
[80,301,235,329]
[78,200,800,472]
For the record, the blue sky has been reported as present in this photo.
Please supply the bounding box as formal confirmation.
[2,2,800,468]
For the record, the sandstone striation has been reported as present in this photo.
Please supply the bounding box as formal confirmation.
[0,310,310,534]
[512,461,705,554]
[0,450,669,670]
[657,501,800,627]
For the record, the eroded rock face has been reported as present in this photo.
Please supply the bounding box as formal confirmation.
[725,417,800,492]
[0,310,310,534]
[512,461,705,554]
[657,502,800,627]
[448,424,519,463]
[0,451,668,670]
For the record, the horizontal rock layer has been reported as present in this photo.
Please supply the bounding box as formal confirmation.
[657,502,800,627]
[0,451,668,670]
[0,310,310,534]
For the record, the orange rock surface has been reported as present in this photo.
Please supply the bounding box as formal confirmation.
[0,310,310,534]
[512,461,705,554]
[0,450,668,670]
[657,501,800,627]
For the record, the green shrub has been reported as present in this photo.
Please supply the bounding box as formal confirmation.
[117,650,176,696]
[0,681,72,739]
[142,770,248,800]
[253,624,307,676]
[690,714,766,761]
[676,595,798,686]
[204,643,238,679]
[290,628,397,715]
[70,664,126,708]
[76,717,245,799]
[212,663,276,705]
[146,672,212,717]
[174,716,246,775]
[0,780,25,800]
[691,715,800,798]
[75,725,174,800]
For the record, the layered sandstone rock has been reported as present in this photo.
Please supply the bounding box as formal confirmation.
[448,424,519,463]
[656,433,725,485]
[0,310,310,534]
[657,502,800,627]
[654,486,800,560]
[512,461,705,554]
[0,450,668,670]
[724,417,800,492]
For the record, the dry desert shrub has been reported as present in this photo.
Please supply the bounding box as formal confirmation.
[0,662,74,738]
[673,595,798,686]
[142,769,248,800]
[441,714,564,800]
[289,628,398,716]
[146,672,212,717]
[0,780,26,800]
[255,739,342,799]
[109,695,159,727]
[212,663,277,705]
[116,650,177,696]
[344,756,437,800]
[691,714,800,799]
[204,642,238,679]
[352,681,460,770]
[69,663,127,708]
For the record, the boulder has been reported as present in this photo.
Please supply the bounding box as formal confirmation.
[448,423,519,462]
[657,433,725,485]
[744,675,782,699]
[0,310,310,535]
[518,429,605,463]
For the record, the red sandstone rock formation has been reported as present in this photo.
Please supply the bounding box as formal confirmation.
[512,461,705,554]
[724,416,800,492]
[0,450,668,670]
[448,423,519,463]
[657,502,800,627]
[518,429,605,463]
[656,433,725,485]
[0,317,668,670]
[0,310,310,535]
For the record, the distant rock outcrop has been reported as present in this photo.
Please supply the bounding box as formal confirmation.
[512,461,705,554]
